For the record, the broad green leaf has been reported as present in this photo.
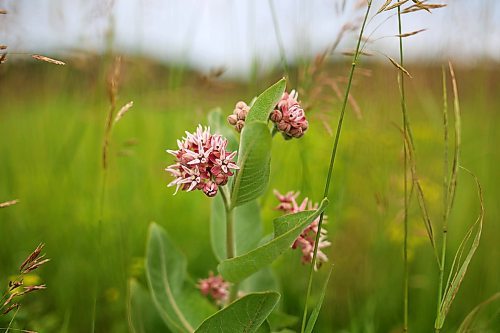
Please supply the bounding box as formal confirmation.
[245,78,286,124]
[231,122,272,207]
[146,223,216,333]
[435,170,484,329]
[128,279,169,333]
[218,199,328,282]
[211,196,263,261]
[194,292,280,333]
[304,266,333,333]
[208,108,238,152]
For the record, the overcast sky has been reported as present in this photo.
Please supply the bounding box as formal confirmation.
[1,0,499,77]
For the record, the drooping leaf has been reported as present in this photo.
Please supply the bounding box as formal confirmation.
[245,78,286,124]
[128,279,170,333]
[435,169,484,329]
[304,266,333,333]
[146,223,216,333]
[208,108,238,152]
[231,121,272,208]
[256,321,272,333]
[194,292,280,333]
[218,199,328,283]
[210,196,263,261]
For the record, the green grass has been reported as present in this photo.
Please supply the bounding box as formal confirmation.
[0,61,499,332]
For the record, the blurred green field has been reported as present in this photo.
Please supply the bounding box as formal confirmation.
[0,60,499,332]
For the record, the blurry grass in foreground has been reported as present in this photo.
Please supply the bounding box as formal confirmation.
[0,60,499,332]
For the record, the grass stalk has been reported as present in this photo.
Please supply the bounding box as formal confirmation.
[268,0,290,79]
[436,66,449,330]
[300,2,372,332]
[397,5,409,332]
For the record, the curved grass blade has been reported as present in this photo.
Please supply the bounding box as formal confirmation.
[435,168,484,329]
[194,292,280,333]
[304,266,333,333]
[245,78,286,124]
[146,223,216,333]
[231,122,272,208]
[457,292,500,333]
[218,199,328,283]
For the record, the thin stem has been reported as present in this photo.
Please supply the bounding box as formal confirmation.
[300,2,372,332]
[219,186,238,302]
[397,6,409,332]
[436,66,449,332]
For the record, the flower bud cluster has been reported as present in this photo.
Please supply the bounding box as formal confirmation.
[227,101,249,133]
[197,271,230,305]
[274,190,330,270]
[271,90,309,139]
[165,125,239,197]
[228,90,308,139]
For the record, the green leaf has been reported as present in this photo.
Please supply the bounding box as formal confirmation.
[256,321,272,333]
[231,122,272,207]
[218,199,328,283]
[128,279,170,333]
[435,169,484,329]
[304,266,333,333]
[146,223,216,333]
[211,196,263,261]
[208,108,238,152]
[245,78,286,124]
[194,292,280,333]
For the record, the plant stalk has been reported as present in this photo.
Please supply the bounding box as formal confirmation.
[300,2,372,332]
[436,66,449,333]
[397,5,409,332]
[220,186,238,302]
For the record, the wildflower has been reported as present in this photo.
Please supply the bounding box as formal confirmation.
[271,90,309,139]
[274,190,331,270]
[228,90,308,139]
[165,125,239,197]
[197,271,230,305]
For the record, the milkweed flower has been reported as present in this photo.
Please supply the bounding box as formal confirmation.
[197,271,230,304]
[228,90,308,139]
[274,189,330,270]
[165,125,239,197]
[271,90,308,139]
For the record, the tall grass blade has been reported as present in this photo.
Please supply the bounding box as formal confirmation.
[457,292,500,333]
[435,168,484,329]
[304,266,333,333]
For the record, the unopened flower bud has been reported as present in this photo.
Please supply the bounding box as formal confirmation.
[270,109,282,122]
[289,127,303,138]
[277,120,291,133]
[235,120,245,133]
[227,114,237,125]
[237,108,248,121]
[215,173,228,185]
[203,181,218,197]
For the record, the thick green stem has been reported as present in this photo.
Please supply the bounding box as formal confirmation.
[397,6,409,332]
[219,186,238,302]
[300,2,372,332]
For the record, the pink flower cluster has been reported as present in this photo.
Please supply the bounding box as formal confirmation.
[270,90,309,139]
[228,90,308,139]
[165,125,239,197]
[274,190,330,270]
[197,271,230,304]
